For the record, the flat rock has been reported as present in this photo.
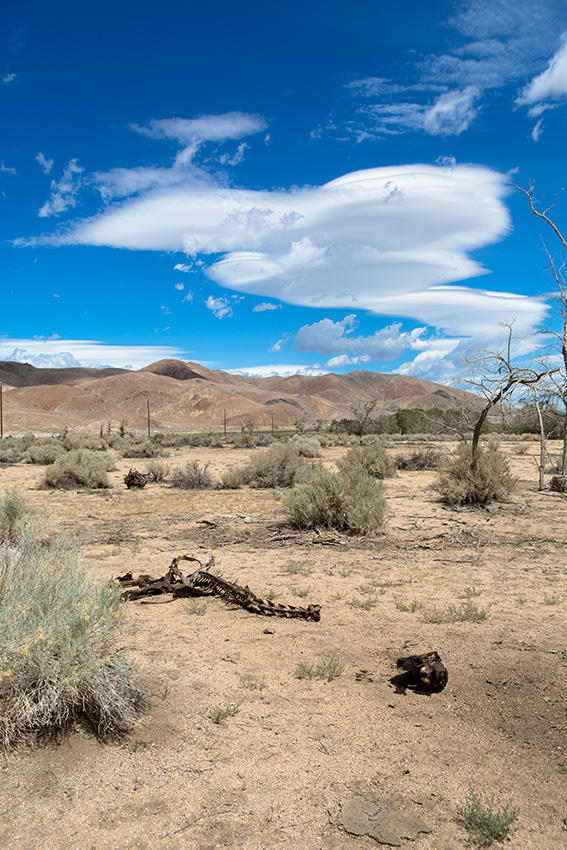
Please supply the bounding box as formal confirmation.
[339,795,431,846]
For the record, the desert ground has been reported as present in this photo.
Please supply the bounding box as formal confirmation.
[1,437,566,849]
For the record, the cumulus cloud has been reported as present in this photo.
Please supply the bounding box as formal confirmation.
[253,302,282,312]
[0,338,185,370]
[294,315,426,362]
[205,295,233,319]
[229,364,326,378]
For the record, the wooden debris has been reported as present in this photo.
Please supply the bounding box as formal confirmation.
[117,554,321,621]
[124,469,149,489]
[392,651,448,691]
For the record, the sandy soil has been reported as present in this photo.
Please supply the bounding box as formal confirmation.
[1,439,566,849]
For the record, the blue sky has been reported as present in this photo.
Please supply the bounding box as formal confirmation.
[2,0,567,382]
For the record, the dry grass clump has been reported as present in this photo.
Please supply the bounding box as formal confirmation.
[280,467,387,535]
[242,442,312,488]
[220,467,244,489]
[336,442,396,479]
[0,511,146,750]
[434,443,515,506]
[144,459,170,482]
[170,460,217,490]
[43,449,112,490]
[0,489,40,545]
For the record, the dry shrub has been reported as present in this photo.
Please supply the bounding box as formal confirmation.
[0,488,39,545]
[120,439,169,459]
[144,460,170,482]
[395,448,442,471]
[220,467,244,489]
[337,442,396,479]
[242,442,311,488]
[24,442,67,465]
[280,467,387,535]
[43,449,112,490]
[290,436,323,457]
[434,442,515,506]
[170,460,217,489]
[0,515,146,750]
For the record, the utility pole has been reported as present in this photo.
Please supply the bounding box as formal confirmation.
[223,409,227,438]
[0,383,3,438]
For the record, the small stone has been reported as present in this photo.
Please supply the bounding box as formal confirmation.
[263,628,276,634]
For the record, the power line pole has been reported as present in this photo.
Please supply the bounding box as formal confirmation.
[0,384,3,438]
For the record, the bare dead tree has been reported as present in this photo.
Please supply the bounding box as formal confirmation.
[520,182,567,472]
[463,324,549,470]
[349,400,378,437]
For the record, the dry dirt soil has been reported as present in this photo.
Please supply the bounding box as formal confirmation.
[1,439,567,849]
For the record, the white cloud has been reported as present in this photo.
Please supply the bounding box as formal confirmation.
[183,290,194,303]
[35,152,54,174]
[174,263,194,272]
[423,87,481,135]
[38,159,84,218]
[1,162,16,176]
[2,73,16,84]
[268,334,291,353]
[205,295,233,319]
[517,35,567,107]
[253,302,282,312]
[294,315,426,362]
[174,283,184,290]
[228,364,326,378]
[0,338,186,370]
[130,112,267,145]
[22,162,547,339]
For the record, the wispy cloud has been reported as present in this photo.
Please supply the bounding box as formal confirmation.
[1,73,17,84]
[253,302,282,312]
[0,338,185,370]
[1,162,16,176]
[324,0,567,140]
[38,159,84,218]
[294,315,426,364]
[35,152,54,174]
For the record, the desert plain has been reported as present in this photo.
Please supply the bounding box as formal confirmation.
[0,436,566,849]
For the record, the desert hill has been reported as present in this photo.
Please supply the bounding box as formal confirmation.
[0,359,478,433]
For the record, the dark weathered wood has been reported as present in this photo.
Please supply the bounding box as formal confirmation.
[124,469,149,489]
[392,651,448,691]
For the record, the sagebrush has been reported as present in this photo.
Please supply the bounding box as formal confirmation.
[170,460,217,489]
[0,509,145,749]
[43,449,112,489]
[242,442,311,488]
[280,466,387,534]
[434,443,515,506]
[337,442,396,479]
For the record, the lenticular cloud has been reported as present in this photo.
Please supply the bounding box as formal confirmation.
[32,164,511,316]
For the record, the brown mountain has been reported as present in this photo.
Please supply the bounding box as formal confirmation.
[0,360,477,433]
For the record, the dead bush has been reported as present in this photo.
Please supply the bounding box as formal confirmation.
[395,448,442,471]
[280,467,387,535]
[170,461,217,489]
[220,467,244,489]
[336,442,396,479]
[144,460,170,482]
[433,443,515,506]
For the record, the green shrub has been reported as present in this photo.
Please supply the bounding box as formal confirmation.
[337,442,396,479]
[434,443,515,506]
[43,449,112,489]
[170,461,217,489]
[243,442,310,488]
[280,467,387,535]
[457,787,519,846]
[0,518,146,749]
